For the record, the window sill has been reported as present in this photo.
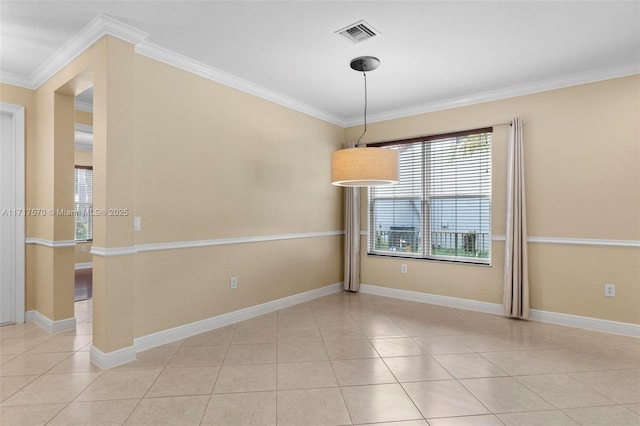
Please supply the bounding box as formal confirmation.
[367,252,492,266]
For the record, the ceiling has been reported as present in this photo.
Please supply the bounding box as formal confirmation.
[2,1,639,126]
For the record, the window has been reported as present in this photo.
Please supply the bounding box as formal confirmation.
[75,166,93,241]
[368,128,492,264]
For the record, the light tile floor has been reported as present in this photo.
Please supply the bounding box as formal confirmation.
[1,292,639,425]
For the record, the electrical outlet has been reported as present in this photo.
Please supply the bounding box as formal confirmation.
[401,264,407,274]
[604,283,615,297]
[133,216,142,231]
[230,277,238,290]
[80,245,86,252]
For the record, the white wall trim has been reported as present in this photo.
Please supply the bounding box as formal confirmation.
[135,230,344,253]
[27,14,148,89]
[75,262,93,270]
[360,284,503,315]
[366,233,638,248]
[346,64,640,126]
[0,72,32,89]
[359,284,640,338]
[135,282,343,352]
[25,238,76,248]
[90,246,136,257]
[46,233,637,255]
[89,230,343,257]
[529,309,640,338]
[527,236,640,248]
[134,41,345,127]
[3,14,637,126]
[95,282,342,367]
[90,345,136,370]
[25,310,76,334]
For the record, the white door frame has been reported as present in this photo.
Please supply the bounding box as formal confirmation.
[1,103,25,324]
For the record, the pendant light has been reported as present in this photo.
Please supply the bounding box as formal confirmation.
[331,56,399,187]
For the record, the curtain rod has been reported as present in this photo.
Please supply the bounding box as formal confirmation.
[366,121,512,148]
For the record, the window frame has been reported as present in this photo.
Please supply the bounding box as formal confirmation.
[74,165,93,242]
[367,127,492,265]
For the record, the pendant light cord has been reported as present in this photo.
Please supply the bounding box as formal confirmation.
[356,71,367,146]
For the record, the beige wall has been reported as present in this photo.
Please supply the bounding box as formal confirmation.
[4,32,637,354]
[26,40,99,321]
[2,40,105,322]
[132,55,344,337]
[74,149,92,167]
[75,110,92,126]
[347,75,640,325]
[4,35,343,351]
[74,242,92,264]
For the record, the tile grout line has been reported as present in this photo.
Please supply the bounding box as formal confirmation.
[197,323,239,425]
[3,293,639,424]
[1,305,87,414]
[348,293,426,424]
[311,299,356,425]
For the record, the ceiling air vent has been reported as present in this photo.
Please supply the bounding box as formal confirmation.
[335,20,380,43]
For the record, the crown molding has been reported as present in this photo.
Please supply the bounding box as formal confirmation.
[0,72,33,89]
[134,40,345,127]
[4,13,637,126]
[344,64,640,127]
[25,14,148,90]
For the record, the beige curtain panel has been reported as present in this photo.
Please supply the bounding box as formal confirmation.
[503,117,530,318]
[344,142,361,292]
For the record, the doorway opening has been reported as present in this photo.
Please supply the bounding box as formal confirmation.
[73,87,93,326]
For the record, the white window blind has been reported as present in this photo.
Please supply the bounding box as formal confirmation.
[75,166,93,241]
[369,128,492,264]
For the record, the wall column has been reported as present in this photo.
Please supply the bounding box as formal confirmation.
[28,85,75,324]
[51,91,76,321]
[91,37,136,356]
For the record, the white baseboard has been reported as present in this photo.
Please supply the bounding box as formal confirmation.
[360,284,640,338]
[135,282,343,352]
[90,345,136,370]
[94,282,343,368]
[26,310,76,334]
[360,284,503,316]
[529,309,640,338]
